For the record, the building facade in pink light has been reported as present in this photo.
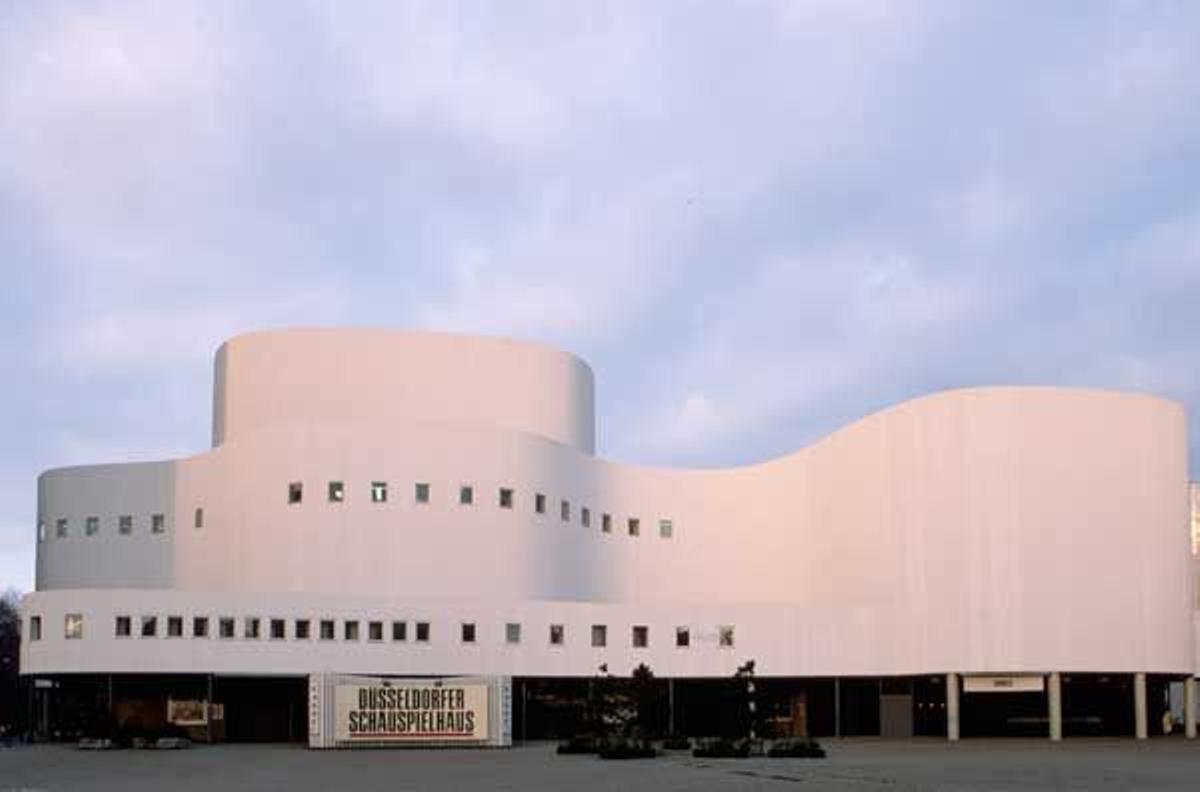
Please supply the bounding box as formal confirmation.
[20,328,1200,742]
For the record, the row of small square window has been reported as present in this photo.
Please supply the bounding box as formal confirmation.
[289,480,674,538]
[30,614,734,649]
[38,513,167,541]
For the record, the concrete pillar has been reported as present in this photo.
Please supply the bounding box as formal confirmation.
[946,673,960,742]
[834,677,841,737]
[1185,677,1196,740]
[1134,672,1148,740]
[1047,672,1062,741]
[668,679,676,737]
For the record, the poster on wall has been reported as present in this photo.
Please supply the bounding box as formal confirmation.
[167,698,208,726]
[333,680,490,743]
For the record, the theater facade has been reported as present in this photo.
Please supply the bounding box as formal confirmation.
[20,328,1200,743]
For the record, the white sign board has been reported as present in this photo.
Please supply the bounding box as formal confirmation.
[335,681,489,742]
[963,675,1045,693]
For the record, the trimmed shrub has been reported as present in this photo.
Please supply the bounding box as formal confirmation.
[661,736,692,751]
[692,737,751,758]
[599,738,658,760]
[767,738,826,759]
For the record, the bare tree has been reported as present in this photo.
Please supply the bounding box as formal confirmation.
[0,588,24,736]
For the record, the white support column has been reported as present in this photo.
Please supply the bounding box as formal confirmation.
[1048,672,1062,741]
[947,673,960,742]
[1185,677,1196,740]
[1134,672,1148,741]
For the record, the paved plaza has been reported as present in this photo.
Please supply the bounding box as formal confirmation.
[2,739,1200,791]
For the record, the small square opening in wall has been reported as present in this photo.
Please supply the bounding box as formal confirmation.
[499,488,514,509]
[718,625,735,648]
[294,619,310,640]
[628,518,640,537]
[416,621,430,642]
[115,616,132,638]
[535,493,546,514]
[244,617,261,639]
[549,624,564,646]
[371,481,388,503]
[151,514,165,534]
[85,516,99,536]
[118,515,133,535]
[288,482,303,504]
[320,620,335,641]
[368,621,383,642]
[344,620,360,641]
[581,508,591,528]
[193,617,209,638]
[675,626,690,648]
[328,481,345,503]
[141,616,158,638]
[561,500,571,522]
[659,519,673,539]
[459,485,474,505]
[415,483,431,503]
[167,616,183,638]
[601,514,612,533]
[55,518,68,538]
[591,624,607,647]
[194,508,204,529]
[65,613,84,640]
[461,623,476,644]
[505,623,521,644]
[392,621,407,642]
[271,619,286,640]
[218,618,235,639]
[632,625,649,648]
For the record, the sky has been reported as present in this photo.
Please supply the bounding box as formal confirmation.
[1,1,1199,593]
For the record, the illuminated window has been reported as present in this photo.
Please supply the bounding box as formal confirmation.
[151,514,165,534]
[659,519,673,539]
[65,613,84,640]
[371,481,388,503]
[118,515,133,535]
[676,627,690,648]
[288,482,303,504]
[549,624,564,646]
[461,623,476,643]
[328,481,345,503]
[632,625,648,648]
[85,516,99,536]
[115,616,132,637]
[167,616,183,638]
[505,623,521,644]
[591,625,607,648]
[459,485,474,505]
[415,483,430,503]
[499,488,514,509]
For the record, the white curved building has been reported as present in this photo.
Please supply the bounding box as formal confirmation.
[20,328,1200,742]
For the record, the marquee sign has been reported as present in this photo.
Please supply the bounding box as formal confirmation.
[963,675,1045,693]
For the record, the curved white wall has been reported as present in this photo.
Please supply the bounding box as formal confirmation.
[22,330,1197,679]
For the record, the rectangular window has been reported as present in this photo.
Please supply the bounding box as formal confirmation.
[535,493,546,514]
[719,625,735,648]
[85,516,99,536]
[499,488,514,509]
[392,621,407,642]
[415,483,430,504]
[416,621,430,642]
[37,521,46,542]
[368,621,383,642]
[549,624,564,646]
[344,620,359,641]
[601,513,612,533]
[162,616,181,638]
[676,626,690,648]
[219,617,235,639]
[288,482,303,504]
[56,518,68,538]
[193,617,209,638]
[591,624,607,648]
[659,519,673,539]
[561,500,571,522]
[461,622,476,643]
[244,617,260,639]
[118,515,133,535]
[194,508,204,529]
[320,620,335,641]
[65,613,84,640]
[628,518,640,537]
[30,616,41,641]
[581,508,591,528]
[141,616,158,638]
[270,619,286,640]
[295,619,311,640]
[505,623,521,644]
[371,481,388,503]
[151,513,165,534]
[459,485,474,505]
[632,625,649,648]
[115,616,132,637]
[328,481,345,503]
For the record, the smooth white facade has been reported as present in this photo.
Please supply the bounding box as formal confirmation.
[21,329,1199,682]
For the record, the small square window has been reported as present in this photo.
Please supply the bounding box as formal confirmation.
[118,515,133,535]
[218,618,235,639]
[392,621,407,642]
[535,493,546,514]
[561,500,570,521]
[164,616,182,638]
[141,616,158,637]
[628,518,640,537]
[459,485,474,505]
[244,617,260,639]
[581,508,591,528]
[344,620,360,641]
[295,619,311,640]
[85,516,99,536]
[193,617,209,638]
[65,613,84,640]
[115,616,132,637]
[288,482,303,504]
[632,625,649,648]
[56,518,68,538]
[194,508,204,529]
[151,514,165,534]
[676,626,690,648]
[591,625,607,648]
[37,521,46,542]
[368,621,383,642]
[416,621,430,642]
[415,483,431,504]
[328,481,345,503]
[659,519,673,539]
[320,620,335,641]
[499,488,514,509]
[549,624,564,646]
[271,619,286,640]
[371,481,388,503]
[719,625,735,648]
[505,623,521,644]
[30,616,42,641]
[461,622,476,643]
[601,513,612,533]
